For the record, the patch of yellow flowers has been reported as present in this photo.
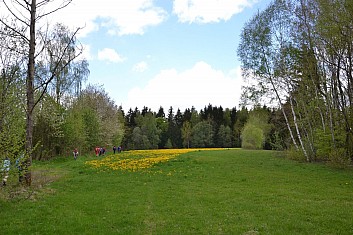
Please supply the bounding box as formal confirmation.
[85,148,225,172]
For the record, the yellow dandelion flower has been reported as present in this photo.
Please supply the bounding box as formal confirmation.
[85,148,226,172]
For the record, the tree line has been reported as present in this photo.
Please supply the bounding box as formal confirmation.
[121,105,288,151]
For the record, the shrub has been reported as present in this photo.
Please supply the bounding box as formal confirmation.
[285,147,306,162]
[241,124,264,149]
[327,148,350,168]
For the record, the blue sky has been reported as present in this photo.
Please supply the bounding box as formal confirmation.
[53,0,269,111]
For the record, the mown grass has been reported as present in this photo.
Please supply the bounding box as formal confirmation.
[1,149,353,234]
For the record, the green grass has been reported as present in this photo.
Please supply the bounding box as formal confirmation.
[1,149,353,234]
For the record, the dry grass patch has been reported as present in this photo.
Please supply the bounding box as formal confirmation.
[0,168,65,201]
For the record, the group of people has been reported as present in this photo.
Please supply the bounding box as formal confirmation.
[2,145,125,185]
[94,147,106,157]
[71,145,123,160]
[113,146,122,154]
[1,154,25,186]
[94,146,122,156]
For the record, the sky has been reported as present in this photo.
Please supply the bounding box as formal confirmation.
[5,0,270,112]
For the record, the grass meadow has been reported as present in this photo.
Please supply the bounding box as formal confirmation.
[1,149,353,234]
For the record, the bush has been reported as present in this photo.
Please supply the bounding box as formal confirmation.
[327,148,350,168]
[285,147,306,162]
[241,124,264,149]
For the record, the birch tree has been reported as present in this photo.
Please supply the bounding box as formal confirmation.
[238,1,302,153]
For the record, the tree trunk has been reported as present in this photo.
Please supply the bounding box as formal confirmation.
[265,69,299,151]
[24,0,36,186]
[289,96,309,161]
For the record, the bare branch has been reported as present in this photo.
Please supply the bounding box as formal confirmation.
[0,18,30,43]
[13,0,31,12]
[34,24,50,59]
[36,0,72,20]
[37,0,54,8]
[0,43,27,56]
[2,0,30,27]
[33,26,82,111]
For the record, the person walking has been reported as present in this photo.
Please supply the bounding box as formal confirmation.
[95,147,100,157]
[73,148,79,160]
[2,157,10,186]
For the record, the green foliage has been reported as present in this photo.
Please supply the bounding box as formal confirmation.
[62,107,86,153]
[156,117,168,148]
[181,121,192,148]
[0,69,25,159]
[132,127,150,149]
[190,121,214,148]
[64,85,125,153]
[33,95,65,159]
[241,107,270,150]
[164,138,173,149]
[217,125,232,148]
[241,124,264,149]
[131,112,161,149]
[238,0,353,164]
[82,108,100,149]
[233,107,249,147]
[285,147,306,162]
[314,127,347,164]
[140,112,161,149]
[328,148,350,168]
[270,131,285,151]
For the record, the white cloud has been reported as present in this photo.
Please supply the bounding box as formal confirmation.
[124,61,243,111]
[133,61,149,72]
[173,0,255,23]
[49,0,168,37]
[98,48,125,63]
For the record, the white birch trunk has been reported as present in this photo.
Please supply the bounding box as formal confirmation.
[289,95,309,161]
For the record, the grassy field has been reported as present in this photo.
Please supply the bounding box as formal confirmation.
[1,149,353,234]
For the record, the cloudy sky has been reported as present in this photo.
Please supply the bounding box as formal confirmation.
[13,0,270,112]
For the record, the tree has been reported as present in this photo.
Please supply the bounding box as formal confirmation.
[164,138,173,149]
[140,112,161,149]
[190,106,200,127]
[81,85,124,150]
[63,85,124,153]
[241,107,270,150]
[156,106,165,118]
[132,127,150,150]
[181,121,192,148]
[62,104,86,155]
[173,108,183,148]
[0,0,81,185]
[166,106,176,148]
[0,66,25,160]
[156,116,168,149]
[81,108,100,150]
[237,0,310,160]
[241,124,264,150]
[0,26,27,157]
[33,95,65,159]
[233,107,248,148]
[311,0,353,161]
[217,125,232,148]
[191,121,214,148]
